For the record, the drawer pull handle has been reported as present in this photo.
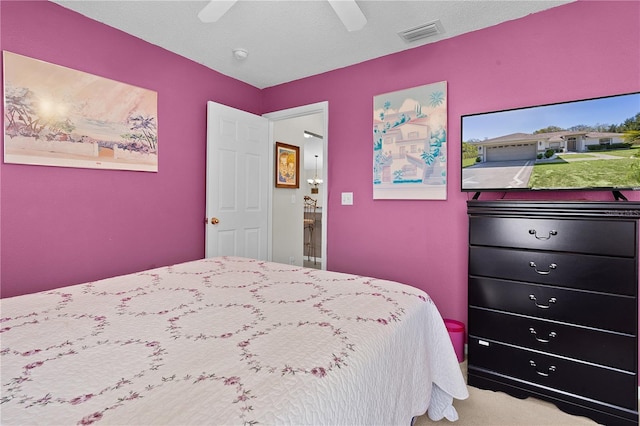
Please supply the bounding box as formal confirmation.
[528,229,558,240]
[529,327,557,343]
[529,261,557,275]
[528,294,557,309]
[529,360,556,377]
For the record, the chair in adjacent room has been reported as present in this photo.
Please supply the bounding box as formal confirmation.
[303,195,317,264]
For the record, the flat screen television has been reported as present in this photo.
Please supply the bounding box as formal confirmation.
[461,92,640,196]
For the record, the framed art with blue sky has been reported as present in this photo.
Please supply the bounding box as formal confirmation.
[373,81,447,200]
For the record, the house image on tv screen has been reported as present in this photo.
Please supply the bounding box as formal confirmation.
[460,92,640,192]
[471,131,626,162]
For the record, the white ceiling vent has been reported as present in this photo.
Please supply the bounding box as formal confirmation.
[398,20,444,43]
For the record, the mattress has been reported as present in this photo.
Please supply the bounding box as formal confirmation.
[0,256,468,425]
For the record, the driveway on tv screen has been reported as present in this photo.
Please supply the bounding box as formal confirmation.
[463,160,534,189]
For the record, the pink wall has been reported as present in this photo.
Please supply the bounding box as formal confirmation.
[262,0,640,326]
[1,0,639,354]
[0,0,263,297]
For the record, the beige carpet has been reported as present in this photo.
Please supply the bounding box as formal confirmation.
[413,362,599,426]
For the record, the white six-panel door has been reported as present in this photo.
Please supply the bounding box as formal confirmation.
[205,101,269,259]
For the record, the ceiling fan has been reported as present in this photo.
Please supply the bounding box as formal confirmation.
[198,0,367,32]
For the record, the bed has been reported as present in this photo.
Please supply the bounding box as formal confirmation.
[0,256,468,425]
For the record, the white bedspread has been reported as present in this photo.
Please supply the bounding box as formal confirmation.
[1,257,468,425]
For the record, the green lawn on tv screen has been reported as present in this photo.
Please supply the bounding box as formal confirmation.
[530,149,640,188]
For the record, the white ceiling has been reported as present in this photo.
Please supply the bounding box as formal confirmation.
[51,0,574,89]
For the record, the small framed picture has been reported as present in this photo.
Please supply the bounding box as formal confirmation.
[275,141,299,188]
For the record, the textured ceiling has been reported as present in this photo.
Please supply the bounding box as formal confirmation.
[52,0,575,89]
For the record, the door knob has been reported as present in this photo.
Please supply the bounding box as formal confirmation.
[210,217,220,225]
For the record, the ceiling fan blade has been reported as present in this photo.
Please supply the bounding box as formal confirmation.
[198,0,238,23]
[327,0,367,32]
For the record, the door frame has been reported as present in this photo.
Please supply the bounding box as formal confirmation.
[264,101,329,268]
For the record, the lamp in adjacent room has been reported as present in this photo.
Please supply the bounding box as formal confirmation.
[307,154,323,194]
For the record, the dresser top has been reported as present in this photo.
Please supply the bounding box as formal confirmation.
[467,200,640,219]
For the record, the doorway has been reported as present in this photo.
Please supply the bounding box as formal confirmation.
[264,102,328,270]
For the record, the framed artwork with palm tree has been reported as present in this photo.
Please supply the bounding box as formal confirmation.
[373,81,447,200]
[3,51,158,172]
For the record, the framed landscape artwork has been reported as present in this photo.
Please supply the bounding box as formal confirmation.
[275,141,299,188]
[373,81,448,200]
[3,51,158,172]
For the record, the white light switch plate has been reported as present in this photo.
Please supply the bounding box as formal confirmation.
[341,192,353,205]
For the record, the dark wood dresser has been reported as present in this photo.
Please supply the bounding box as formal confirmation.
[467,200,639,425]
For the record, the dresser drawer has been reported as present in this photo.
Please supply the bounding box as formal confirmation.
[469,277,636,334]
[469,216,636,257]
[469,307,636,371]
[469,246,637,296]
[468,337,638,410]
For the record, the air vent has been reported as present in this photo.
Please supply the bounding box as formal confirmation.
[398,20,444,43]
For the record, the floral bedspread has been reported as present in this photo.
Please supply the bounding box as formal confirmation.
[1,257,468,425]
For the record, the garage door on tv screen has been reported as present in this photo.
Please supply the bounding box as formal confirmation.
[461,92,640,193]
